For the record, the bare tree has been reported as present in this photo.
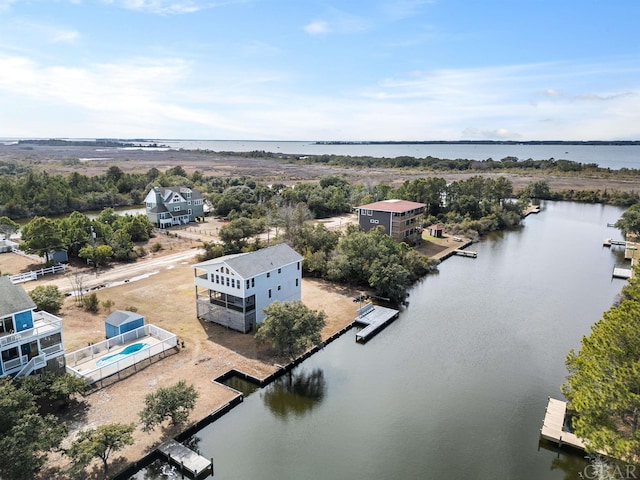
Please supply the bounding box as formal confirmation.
[69,271,88,304]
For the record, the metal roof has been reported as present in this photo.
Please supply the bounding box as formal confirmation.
[356,199,426,213]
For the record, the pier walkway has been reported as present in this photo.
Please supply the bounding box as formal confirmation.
[540,397,586,451]
[353,302,399,342]
[158,439,213,478]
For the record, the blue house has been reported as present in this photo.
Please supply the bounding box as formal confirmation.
[0,277,65,378]
[104,310,145,339]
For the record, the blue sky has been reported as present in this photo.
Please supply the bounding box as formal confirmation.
[1,0,639,141]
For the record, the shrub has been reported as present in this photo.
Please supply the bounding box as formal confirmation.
[82,293,100,313]
[102,299,114,312]
[29,285,64,314]
[151,242,163,253]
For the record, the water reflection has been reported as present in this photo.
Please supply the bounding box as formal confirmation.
[547,446,590,480]
[136,459,178,479]
[262,368,326,420]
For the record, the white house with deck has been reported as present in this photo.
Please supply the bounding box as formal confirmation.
[193,243,303,333]
[0,277,65,378]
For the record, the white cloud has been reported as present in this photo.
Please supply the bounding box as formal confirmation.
[103,0,203,14]
[304,20,330,35]
[0,50,638,140]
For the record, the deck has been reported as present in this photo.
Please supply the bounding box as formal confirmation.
[613,266,633,279]
[539,397,586,451]
[353,302,399,342]
[158,439,213,478]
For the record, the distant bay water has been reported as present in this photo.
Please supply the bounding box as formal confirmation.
[2,138,639,170]
[146,140,640,170]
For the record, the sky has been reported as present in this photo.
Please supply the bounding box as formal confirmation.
[0,1,639,141]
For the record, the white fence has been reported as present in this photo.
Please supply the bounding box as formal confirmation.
[65,324,178,384]
[9,264,66,284]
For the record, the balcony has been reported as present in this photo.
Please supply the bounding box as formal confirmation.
[0,311,62,349]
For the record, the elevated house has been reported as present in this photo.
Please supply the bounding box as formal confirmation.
[0,277,65,378]
[193,243,303,333]
[355,199,426,244]
[145,186,205,228]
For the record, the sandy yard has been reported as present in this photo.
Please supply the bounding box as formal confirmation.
[0,248,360,479]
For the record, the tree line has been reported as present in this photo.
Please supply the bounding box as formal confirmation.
[0,373,198,479]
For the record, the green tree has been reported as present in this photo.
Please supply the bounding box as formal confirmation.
[255,301,326,361]
[615,204,640,238]
[116,214,154,242]
[0,215,19,238]
[219,217,264,253]
[18,371,89,408]
[68,422,135,475]
[29,285,65,315]
[139,381,199,431]
[0,377,67,480]
[59,211,93,257]
[95,207,119,227]
[79,244,114,267]
[109,229,136,261]
[562,298,640,459]
[521,179,551,200]
[20,216,65,262]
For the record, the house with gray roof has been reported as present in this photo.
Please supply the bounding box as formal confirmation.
[193,243,303,332]
[0,277,65,378]
[145,186,205,228]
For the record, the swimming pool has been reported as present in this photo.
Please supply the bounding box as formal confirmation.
[96,342,149,367]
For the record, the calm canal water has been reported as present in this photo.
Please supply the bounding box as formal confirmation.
[130,201,629,480]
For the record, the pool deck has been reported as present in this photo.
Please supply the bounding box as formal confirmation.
[71,336,164,374]
[65,324,178,384]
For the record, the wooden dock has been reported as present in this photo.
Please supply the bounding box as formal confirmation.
[453,249,477,258]
[604,238,626,247]
[540,398,586,451]
[158,439,213,478]
[354,302,399,342]
[613,266,633,279]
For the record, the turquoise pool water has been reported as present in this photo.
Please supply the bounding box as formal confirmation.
[96,342,148,367]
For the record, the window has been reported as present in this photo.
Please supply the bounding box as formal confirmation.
[268,289,272,298]
[278,268,281,274]
[251,278,255,288]
[267,272,270,278]
[295,278,299,287]
[215,274,219,284]
[246,280,250,289]
[188,209,192,215]
[366,209,373,216]
[0,316,14,334]
[231,279,235,288]
[277,285,281,291]
[226,278,230,286]
[188,201,191,205]
[174,206,180,211]
[297,262,300,270]
[237,282,240,289]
